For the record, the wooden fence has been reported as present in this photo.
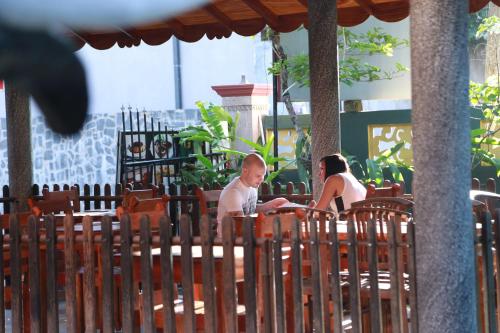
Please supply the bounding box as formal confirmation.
[2,207,420,333]
[1,200,499,332]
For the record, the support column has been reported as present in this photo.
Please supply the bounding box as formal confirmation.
[307,0,339,199]
[5,82,33,212]
[411,1,476,332]
[212,81,271,154]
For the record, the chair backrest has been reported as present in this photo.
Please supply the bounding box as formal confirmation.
[365,183,402,198]
[119,210,168,231]
[351,197,413,212]
[195,188,222,218]
[340,207,411,271]
[42,187,81,212]
[122,186,159,208]
[128,195,170,214]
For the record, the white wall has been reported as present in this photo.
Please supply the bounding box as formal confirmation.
[180,34,272,109]
[0,33,272,117]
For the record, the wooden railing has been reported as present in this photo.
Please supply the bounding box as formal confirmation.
[2,203,500,332]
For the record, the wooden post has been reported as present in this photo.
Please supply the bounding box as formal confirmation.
[411,1,476,331]
[307,0,339,200]
[5,82,32,212]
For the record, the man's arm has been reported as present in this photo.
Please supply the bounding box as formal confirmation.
[256,197,289,213]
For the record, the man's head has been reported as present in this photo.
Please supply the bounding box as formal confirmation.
[240,153,267,188]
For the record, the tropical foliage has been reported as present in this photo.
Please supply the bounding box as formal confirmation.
[470,15,500,176]
[176,103,290,186]
[345,142,414,187]
[268,26,409,88]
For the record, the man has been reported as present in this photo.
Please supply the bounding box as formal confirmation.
[217,153,289,232]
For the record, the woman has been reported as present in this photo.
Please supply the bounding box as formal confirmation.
[310,153,366,214]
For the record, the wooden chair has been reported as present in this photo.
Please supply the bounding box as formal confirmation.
[339,207,415,332]
[122,186,159,208]
[116,195,170,222]
[351,197,413,212]
[42,187,81,212]
[195,187,222,218]
[28,187,80,216]
[366,183,402,198]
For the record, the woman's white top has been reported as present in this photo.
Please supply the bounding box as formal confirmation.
[329,172,367,214]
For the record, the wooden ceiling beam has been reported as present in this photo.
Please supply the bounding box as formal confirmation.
[240,0,280,28]
[203,4,235,30]
[352,0,375,15]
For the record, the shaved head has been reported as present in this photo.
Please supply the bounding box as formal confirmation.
[242,153,266,169]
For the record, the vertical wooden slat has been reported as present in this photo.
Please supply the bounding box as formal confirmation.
[45,215,59,333]
[222,216,238,332]
[82,216,97,332]
[406,220,418,333]
[180,214,196,332]
[120,214,136,332]
[2,185,9,214]
[28,215,41,333]
[9,214,22,333]
[347,217,362,333]
[191,187,200,235]
[104,184,112,209]
[101,216,114,333]
[474,212,484,333]
[140,215,155,333]
[273,216,286,333]
[0,212,4,333]
[273,182,281,197]
[328,217,343,333]
[260,239,273,333]
[84,184,91,211]
[243,216,257,333]
[367,216,382,333]
[200,216,217,333]
[115,184,123,208]
[472,178,480,190]
[94,184,101,210]
[168,184,178,234]
[64,214,78,333]
[388,217,403,333]
[318,213,331,333]
[309,217,324,333]
[159,215,177,333]
[481,210,497,333]
[291,217,304,333]
[495,209,500,332]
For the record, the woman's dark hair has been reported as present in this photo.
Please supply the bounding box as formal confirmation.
[320,154,349,180]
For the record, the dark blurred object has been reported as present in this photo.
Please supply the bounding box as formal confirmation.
[0,23,87,135]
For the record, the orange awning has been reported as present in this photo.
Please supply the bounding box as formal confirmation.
[72,0,500,50]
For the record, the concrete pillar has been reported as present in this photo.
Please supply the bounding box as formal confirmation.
[212,79,271,154]
[411,1,476,332]
[307,0,339,199]
[5,82,33,212]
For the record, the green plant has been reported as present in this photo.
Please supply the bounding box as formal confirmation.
[268,26,409,88]
[344,142,414,186]
[179,154,238,187]
[218,134,292,183]
[470,15,500,176]
[175,101,239,151]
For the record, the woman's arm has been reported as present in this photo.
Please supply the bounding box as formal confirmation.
[313,175,345,210]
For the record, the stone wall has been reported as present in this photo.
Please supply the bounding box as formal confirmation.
[0,109,201,187]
